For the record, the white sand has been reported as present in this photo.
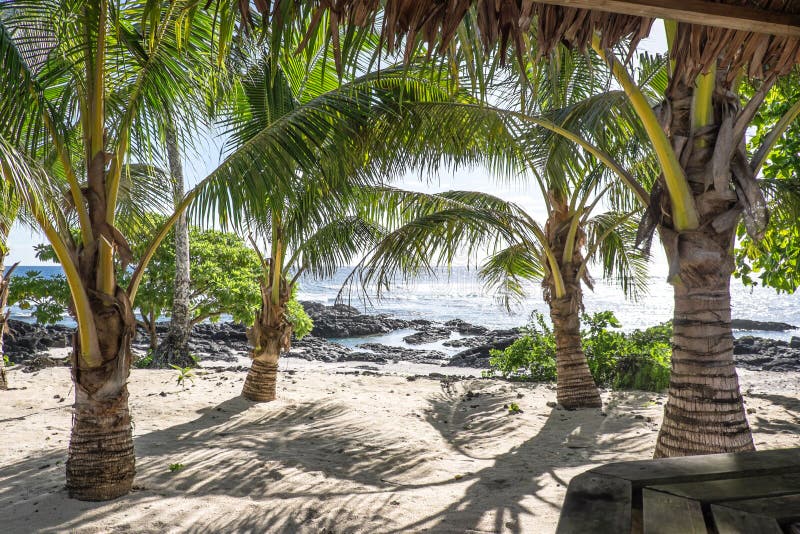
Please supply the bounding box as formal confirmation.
[1,362,799,533]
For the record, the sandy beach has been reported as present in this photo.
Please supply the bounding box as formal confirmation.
[2,359,799,534]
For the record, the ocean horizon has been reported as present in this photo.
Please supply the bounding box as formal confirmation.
[5,264,800,341]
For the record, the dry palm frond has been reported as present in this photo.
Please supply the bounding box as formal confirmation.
[237,1,800,83]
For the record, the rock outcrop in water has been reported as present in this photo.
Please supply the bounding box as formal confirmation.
[731,319,797,332]
[299,301,413,337]
[3,321,72,360]
[733,336,800,371]
[4,304,800,373]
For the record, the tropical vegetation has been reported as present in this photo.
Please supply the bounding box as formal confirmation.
[279,0,800,460]
[488,311,672,393]
[127,225,284,351]
[3,0,800,510]
[734,74,800,294]
[353,48,655,410]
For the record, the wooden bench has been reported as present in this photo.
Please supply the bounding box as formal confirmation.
[556,448,800,533]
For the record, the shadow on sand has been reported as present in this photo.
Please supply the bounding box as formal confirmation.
[747,392,800,437]
[384,382,650,533]
[1,379,656,533]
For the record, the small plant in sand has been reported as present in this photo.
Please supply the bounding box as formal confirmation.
[170,365,195,389]
[134,351,154,369]
[507,402,522,415]
[168,463,185,473]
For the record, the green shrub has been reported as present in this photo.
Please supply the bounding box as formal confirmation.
[487,311,673,393]
[582,311,627,386]
[488,312,556,382]
[8,270,70,325]
[613,347,671,392]
[613,322,672,392]
[134,351,154,369]
[286,288,313,340]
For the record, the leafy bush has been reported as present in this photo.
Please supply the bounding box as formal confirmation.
[613,322,672,392]
[286,298,313,340]
[7,270,71,324]
[489,312,556,381]
[488,311,672,392]
[134,351,154,369]
[613,346,671,392]
[582,311,627,386]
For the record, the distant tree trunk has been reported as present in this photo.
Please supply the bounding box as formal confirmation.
[0,254,10,390]
[654,72,755,457]
[242,280,292,402]
[151,123,193,368]
[548,295,601,409]
[140,315,157,351]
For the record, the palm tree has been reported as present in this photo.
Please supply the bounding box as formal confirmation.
[241,199,382,402]
[499,49,655,409]
[354,177,646,409]
[589,26,800,457]
[349,48,654,409]
[0,3,395,500]
[0,1,222,500]
[0,185,18,390]
[209,33,501,401]
[148,124,193,367]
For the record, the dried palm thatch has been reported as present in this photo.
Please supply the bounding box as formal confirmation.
[237,0,800,82]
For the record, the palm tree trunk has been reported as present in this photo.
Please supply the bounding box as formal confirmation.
[0,254,9,390]
[654,73,755,457]
[549,293,602,409]
[242,337,281,402]
[654,270,753,457]
[242,281,292,402]
[141,316,157,351]
[63,0,136,501]
[67,287,136,500]
[151,123,193,368]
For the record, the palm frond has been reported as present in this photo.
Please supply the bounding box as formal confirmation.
[479,243,545,311]
[289,215,385,280]
[583,211,650,300]
[351,188,529,299]
[114,164,174,239]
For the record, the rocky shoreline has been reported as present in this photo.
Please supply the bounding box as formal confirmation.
[4,301,800,373]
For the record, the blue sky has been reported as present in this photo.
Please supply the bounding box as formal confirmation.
[6,23,669,271]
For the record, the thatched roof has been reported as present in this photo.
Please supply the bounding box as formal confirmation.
[247,1,800,82]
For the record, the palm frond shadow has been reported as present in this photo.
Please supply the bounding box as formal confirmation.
[423,381,532,460]
[1,385,662,533]
[135,398,432,496]
[394,384,653,533]
[0,394,431,533]
[182,491,398,534]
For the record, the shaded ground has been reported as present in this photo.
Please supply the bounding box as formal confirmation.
[1,366,798,533]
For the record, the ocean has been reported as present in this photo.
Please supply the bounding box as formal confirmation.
[5,264,800,341]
